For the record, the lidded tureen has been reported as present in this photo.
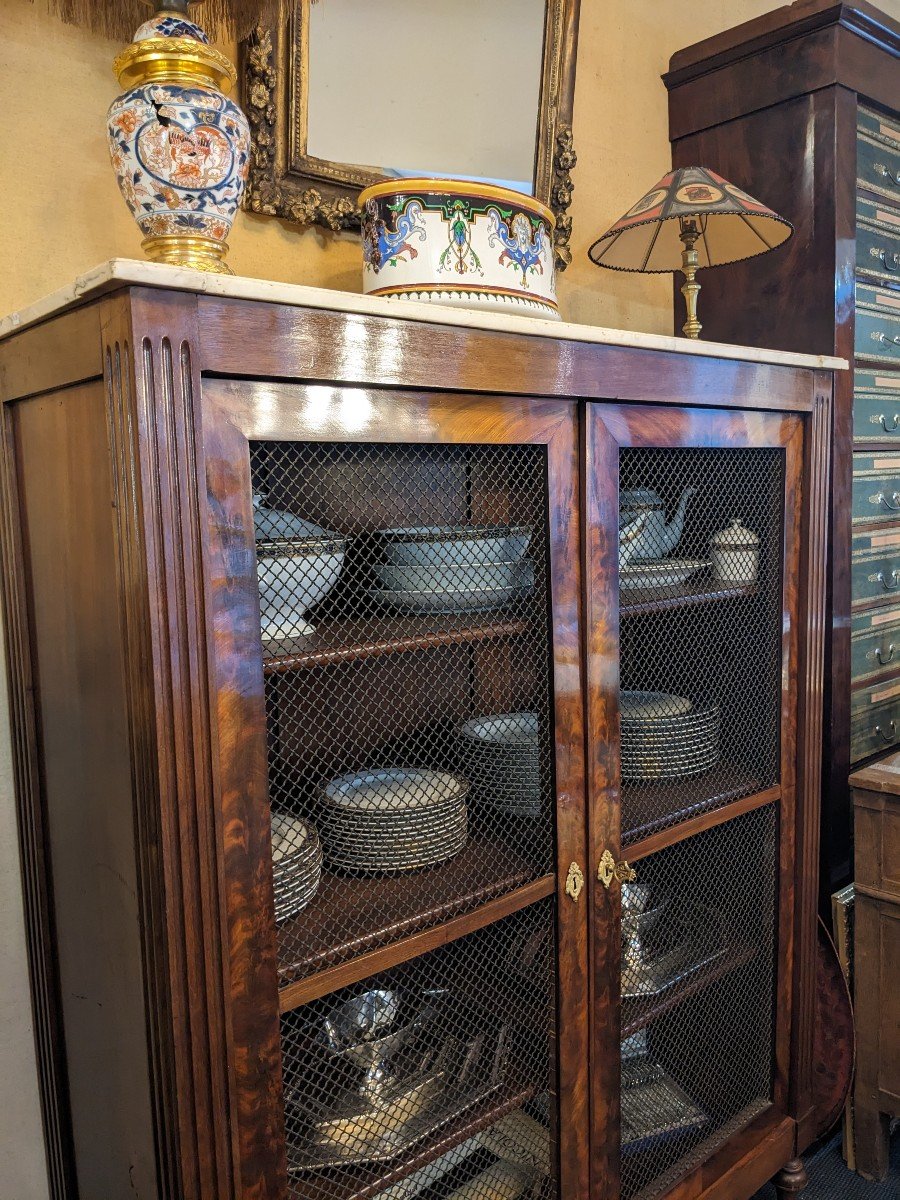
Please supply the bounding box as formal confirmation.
[709,517,760,584]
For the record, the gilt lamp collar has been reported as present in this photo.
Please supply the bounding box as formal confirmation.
[587,167,793,273]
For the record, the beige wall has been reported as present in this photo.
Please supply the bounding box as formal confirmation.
[4,1,900,1195]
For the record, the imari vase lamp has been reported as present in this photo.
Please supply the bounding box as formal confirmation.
[46,0,283,274]
[588,167,793,339]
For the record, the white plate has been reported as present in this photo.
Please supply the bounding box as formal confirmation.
[459,712,539,746]
[270,814,318,864]
[369,579,527,615]
[621,692,693,721]
[620,559,709,590]
[322,768,468,813]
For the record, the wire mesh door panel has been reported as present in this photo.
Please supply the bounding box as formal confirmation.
[618,447,785,845]
[280,903,557,1200]
[619,807,779,1200]
[245,432,570,1199]
[250,440,557,986]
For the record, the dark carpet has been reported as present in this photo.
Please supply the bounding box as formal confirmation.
[751,1133,899,1198]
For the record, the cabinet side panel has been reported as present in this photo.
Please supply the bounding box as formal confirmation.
[670,89,840,358]
[12,382,159,1198]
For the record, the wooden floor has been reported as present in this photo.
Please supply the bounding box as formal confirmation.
[752,1133,899,1198]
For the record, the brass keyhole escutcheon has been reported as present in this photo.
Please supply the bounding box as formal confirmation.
[565,861,585,902]
[597,849,637,889]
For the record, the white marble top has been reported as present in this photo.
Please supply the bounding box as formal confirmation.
[0,259,847,371]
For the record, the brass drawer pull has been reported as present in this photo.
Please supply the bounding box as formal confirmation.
[877,570,900,591]
[873,643,896,665]
[597,849,637,889]
[878,414,900,432]
[877,249,900,272]
[876,163,900,187]
[876,491,900,511]
[875,720,897,743]
[876,332,900,349]
[564,861,585,902]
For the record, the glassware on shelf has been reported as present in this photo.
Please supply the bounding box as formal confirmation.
[621,1053,707,1153]
[284,986,512,1169]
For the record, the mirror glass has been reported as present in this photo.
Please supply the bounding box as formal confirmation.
[306,0,546,193]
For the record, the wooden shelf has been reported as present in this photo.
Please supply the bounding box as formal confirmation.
[622,942,757,1039]
[620,579,757,617]
[286,1082,536,1200]
[277,839,553,1010]
[263,614,532,673]
[622,763,762,847]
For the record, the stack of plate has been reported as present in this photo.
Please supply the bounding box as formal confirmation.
[621,691,720,781]
[270,813,323,921]
[369,525,534,614]
[319,768,469,872]
[456,712,542,817]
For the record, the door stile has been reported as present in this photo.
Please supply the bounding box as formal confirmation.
[546,409,592,1200]
[583,406,624,1200]
[772,421,805,1119]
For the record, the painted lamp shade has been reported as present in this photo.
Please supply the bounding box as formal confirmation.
[588,167,793,339]
[587,167,793,271]
[358,179,559,320]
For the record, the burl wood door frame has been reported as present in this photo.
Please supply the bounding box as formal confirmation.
[198,377,591,1199]
[584,404,808,1200]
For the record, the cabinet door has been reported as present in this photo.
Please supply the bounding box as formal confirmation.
[585,405,804,1200]
[200,383,589,1199]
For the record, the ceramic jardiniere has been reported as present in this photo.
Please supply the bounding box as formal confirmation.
[358,178,558,319]
[107,11,250,274]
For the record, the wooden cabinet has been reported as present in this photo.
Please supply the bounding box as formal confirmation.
[0,267,838,1200]
[848,753,900,1180]
[664,0,900,911]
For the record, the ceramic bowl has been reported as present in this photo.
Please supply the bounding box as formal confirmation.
[358,178,558,319]
[374,559,521,594]
[256,536,346,634]
[370,561,534,614]
[374,524,532,568]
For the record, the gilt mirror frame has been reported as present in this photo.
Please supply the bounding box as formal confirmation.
[241,0,581,268]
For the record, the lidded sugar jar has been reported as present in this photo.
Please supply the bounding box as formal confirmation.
[106,10,251,274]
[709,518,760,584]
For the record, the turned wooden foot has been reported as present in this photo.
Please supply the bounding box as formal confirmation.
[773,1158,808,1198]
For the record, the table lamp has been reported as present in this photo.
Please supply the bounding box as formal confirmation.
[587,167,793,339]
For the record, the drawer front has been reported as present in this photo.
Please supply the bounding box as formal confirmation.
[854,368,900,444]
[857,196,900,283]
[856,284,900,364]
[851,693,900,762]
[852,528,900,606]
[853,674,900,719]
[852,451,900,523]
[852,608,900,682]
[858,107,900,202]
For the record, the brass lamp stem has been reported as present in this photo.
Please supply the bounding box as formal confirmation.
[679,220,703,340]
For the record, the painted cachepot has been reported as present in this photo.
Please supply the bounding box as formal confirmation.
[358,179,559,319]
[107,11,250,274]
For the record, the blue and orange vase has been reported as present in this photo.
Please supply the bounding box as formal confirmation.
[107,10,250,274]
